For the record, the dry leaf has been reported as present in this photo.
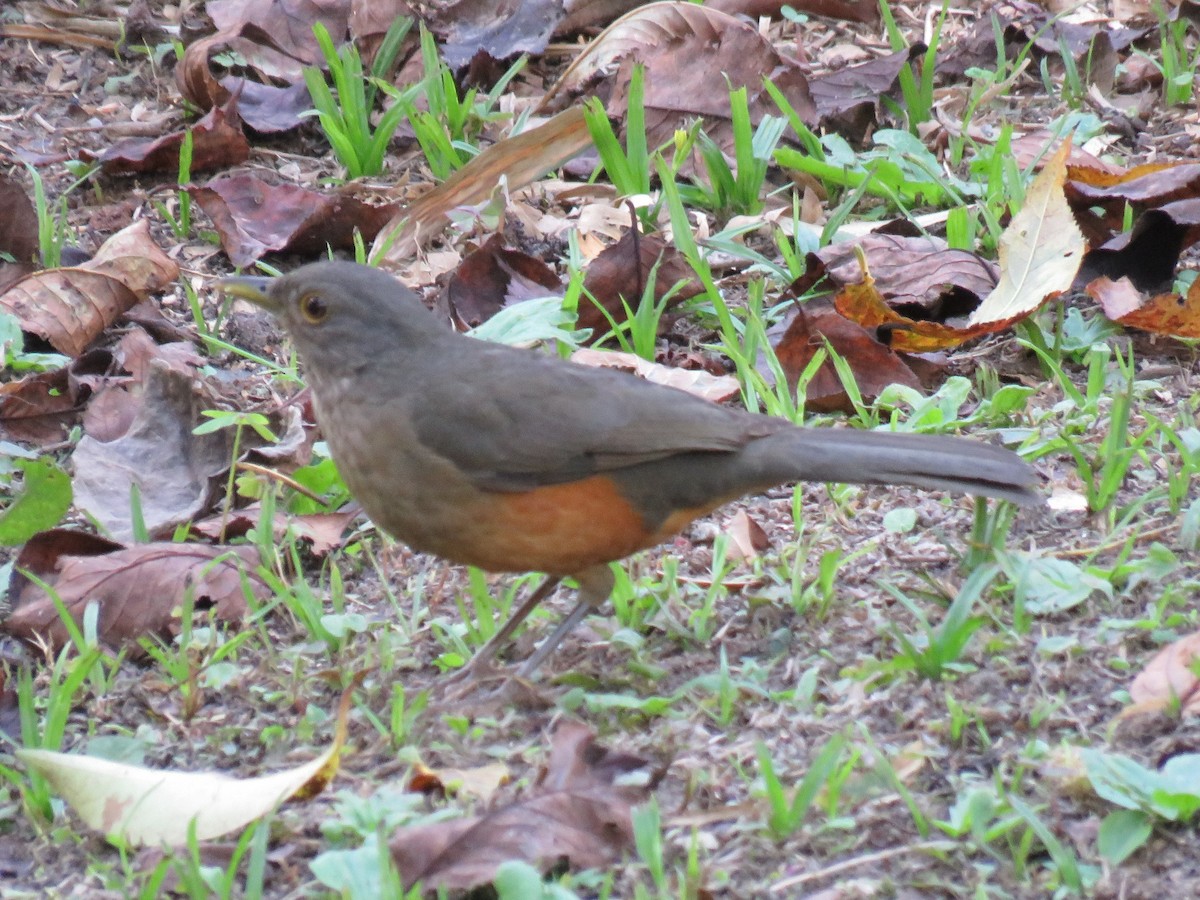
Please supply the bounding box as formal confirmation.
[1129,631,1200,716]
[1088,275,1200,338]
[71,363,235,541]
[390,722,660,891]
[372,107,592,265]
[570,348,741,403]
[17,679,356,845]
[968,140,1085,326]
[0,220,178,357]
[4,529,266,653]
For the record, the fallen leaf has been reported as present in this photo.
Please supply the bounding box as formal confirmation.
[809,46,923,137]
[725,509,768,562]
[389,722,661,891]
[554,3,813,163]
[1088,275,1200,339]
[4,529,266,653]
[770,298,921,412]
[0,172,40,266]
[409,761,512,805]
[189,175,402,268]
[1129,631,1200,716]
[0,220,179,357]
[835,278,1003,353]
[570,348,741,403]
[71,363,235,541]
[579,228,702,336]
[16,677,356,845]
[93,99,249,176]
[968,140,1085,326]
[429,0,565,70]
[795,233,999,314]
[0,368,81,446]
[372,106,593,265]
[438,234,562,330]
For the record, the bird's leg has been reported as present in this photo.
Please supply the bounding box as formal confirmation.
[514,564,615,679]
[445,575,561,684]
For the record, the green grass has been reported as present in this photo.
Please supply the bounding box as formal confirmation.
[6,6,1200,897]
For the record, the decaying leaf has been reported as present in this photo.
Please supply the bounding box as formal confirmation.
[968,140,1085,327]
[93,99,249,176]
[579,228,702,336]
[71,363,235,542]
[389,722,662,892]
[725,509,768,562]
[1088,275,1200,339]
[409,761,512,805]
[437,234,562,330]
[1128,631,1200,716]
[189,175,402,268]
[0,220,179,357]
[16,678,356,845]
[770,298,921,412]
[372,106,593,266]
[4,528,266,653]
[429,0,565,70]
[549,2,813,160]
[570,348,741,404]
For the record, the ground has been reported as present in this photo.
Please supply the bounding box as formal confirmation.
[1,1,1199,898]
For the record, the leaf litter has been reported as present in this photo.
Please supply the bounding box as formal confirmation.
[0,0,1199,896]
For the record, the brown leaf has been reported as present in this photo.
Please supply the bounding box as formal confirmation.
[0,220,179,357]
[770,298,921,413]
[0,172,40,266]
[1088,275,1200,339]
[390,722,660,892]
[794,233,999,315]
[113,328,204,382]
[4,529,264,654]
[191,505,358,557]
[725,509,768,562]
[176,29,236,111]
[71,363,236,542]
[438,234,562,330]
[78,329,204,443]
[835,279,1004,354]
[429,0,565,70]
[408,761,511,805]
[373,106,593,265]
[189,175,401,268]
[602,5,814,160]
[570,348,742,404]
[0,368,82,446]
[809,46,922,135]
[207,0,350,70]
[1129,631,1200,716]
[1066,159,1200,231]
[94,100,249,176]
[579,229,702,336]
[175,27,315,133]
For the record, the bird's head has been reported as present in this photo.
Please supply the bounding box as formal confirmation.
[220,261,447,368]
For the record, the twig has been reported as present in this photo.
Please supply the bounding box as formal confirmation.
[770,840,957,892]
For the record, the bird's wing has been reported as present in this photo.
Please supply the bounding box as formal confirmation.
[408,341,778,491]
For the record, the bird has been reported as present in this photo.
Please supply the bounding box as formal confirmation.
[221,260,1039,685]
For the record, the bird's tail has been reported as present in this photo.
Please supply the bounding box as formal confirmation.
[747,427,1040,506]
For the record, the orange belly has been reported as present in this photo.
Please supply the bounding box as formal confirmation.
[454,475,690,576]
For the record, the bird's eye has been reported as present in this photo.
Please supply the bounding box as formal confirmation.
[299,292,328,324]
